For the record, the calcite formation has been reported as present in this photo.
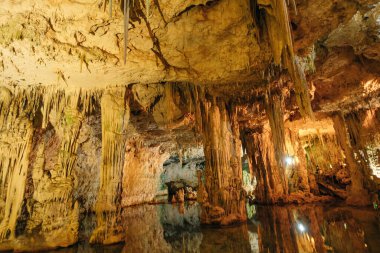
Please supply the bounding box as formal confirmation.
[198,99,247,225]
[0,0,380,250]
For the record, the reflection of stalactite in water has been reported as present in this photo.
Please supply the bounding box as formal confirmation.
[90,87,130,244]
[256,205,323,253]
[255,0,314,118]
[201,224,251,252]
[323,208,369,253]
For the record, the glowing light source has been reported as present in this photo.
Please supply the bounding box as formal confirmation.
[297,223,306,232]
[285,156,296,166]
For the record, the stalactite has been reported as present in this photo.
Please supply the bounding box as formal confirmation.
[124,0,130,64]
[90,87,130,244]
[40,87,102,130]
[0,88,41,241]
[145,0,150,17]
[0,118,33,241]
[257,0,314,118]
[109,0,112,17]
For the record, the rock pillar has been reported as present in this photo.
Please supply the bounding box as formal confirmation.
[198,100,246,225]
[90,88,129,244]
[243,126,288,204]
[332,113,371,206]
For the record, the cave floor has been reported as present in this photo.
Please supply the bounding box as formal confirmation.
[4,202,379,253]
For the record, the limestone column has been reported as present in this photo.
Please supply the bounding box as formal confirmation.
[243,127,287,204]
[198,100,246,225]
[90,87,129,244]
[242,91,288,204]
[332,113,371,206]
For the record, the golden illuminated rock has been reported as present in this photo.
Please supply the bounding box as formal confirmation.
[0,0,379,250]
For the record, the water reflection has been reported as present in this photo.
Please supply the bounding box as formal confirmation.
[31,203,380,253]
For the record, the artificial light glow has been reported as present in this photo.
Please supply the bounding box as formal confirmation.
[297,223,306,232]
[285,156,296,166]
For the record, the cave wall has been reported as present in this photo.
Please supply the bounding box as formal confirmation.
[122,139,169,206]
[0,0,380,250]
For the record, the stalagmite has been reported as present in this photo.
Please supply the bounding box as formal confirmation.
[90,87,130,244]
[332,113,371,206]
[198,98,246,225]
[257,0,314,118]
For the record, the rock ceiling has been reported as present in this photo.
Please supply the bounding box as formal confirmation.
[0,0,379,113]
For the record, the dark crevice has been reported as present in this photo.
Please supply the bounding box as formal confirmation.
[153,0,168,25]
[175,0,220,18]
[136,7,171,69]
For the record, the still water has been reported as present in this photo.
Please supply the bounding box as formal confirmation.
[45,203,380,253]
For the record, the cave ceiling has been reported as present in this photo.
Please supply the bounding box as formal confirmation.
[0,0,380,145]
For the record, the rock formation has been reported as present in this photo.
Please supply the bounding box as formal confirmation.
[0,0,380,250]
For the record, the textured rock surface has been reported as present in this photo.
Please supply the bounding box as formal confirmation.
[0,0,380,250]
[0,0,270,88]
[122,139,169,206]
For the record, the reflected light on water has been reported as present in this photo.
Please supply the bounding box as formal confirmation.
[3,203,380,253]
